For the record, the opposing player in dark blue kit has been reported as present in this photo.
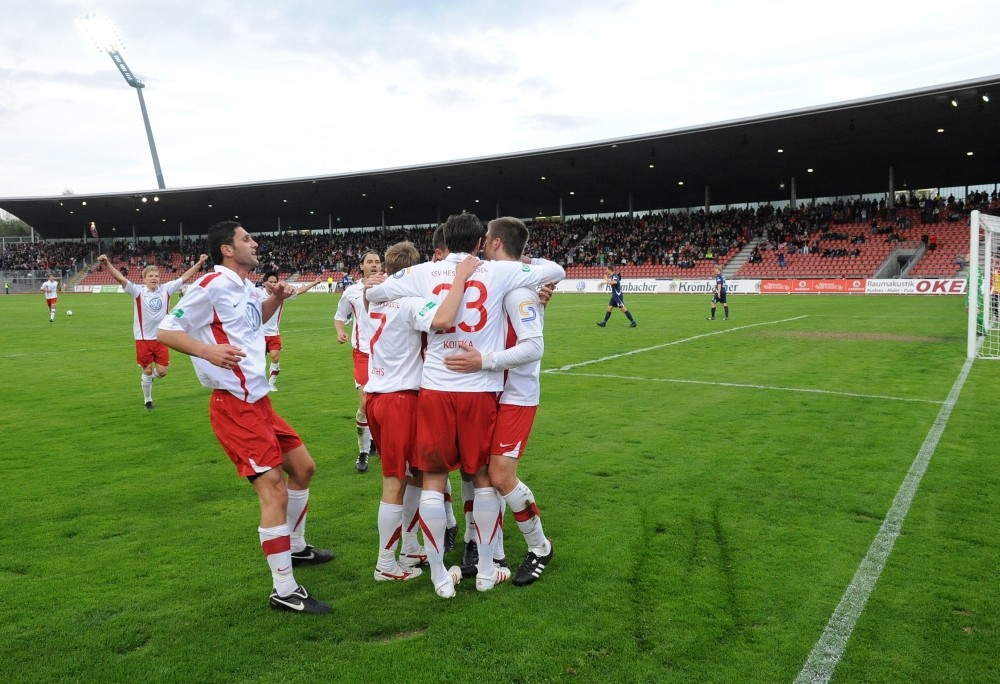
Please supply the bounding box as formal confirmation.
[707,265,730,320]
[597,266,637,328]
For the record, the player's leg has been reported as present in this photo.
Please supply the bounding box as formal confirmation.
[355,387,372,472]
[400,468,428,567]
[268,347,281,391]
[708,295,717,320]
[137,342,156,409]
[722,293,730,320]
[414,390,463,597]
[443,474,458,552]
[490,405,552,586]
[277,410,334,566]
[211,391,329,612]
[598,303,612,326]
[370,392,422,581]
[622,303,637,326]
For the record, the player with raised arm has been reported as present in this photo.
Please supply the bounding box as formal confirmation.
[334,250,382,473]
[597,265,637,327]
[365,241,479,582]
[261,271,324,391]
[158,221,333,614]
[99,253,208,409]
[40,273,60,322]
[707,265,730,320]
[443,216,555,586]
[366,212,564,598]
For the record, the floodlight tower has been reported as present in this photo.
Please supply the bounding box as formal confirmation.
[77,14,165,189]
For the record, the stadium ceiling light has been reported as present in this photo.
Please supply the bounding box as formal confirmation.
[967,151,974,156]
[153,196,159,202]
[983,94,990,102]
[678,181,684,186]
[937,128,945,133]
[777,148,783,153]
[807,168,814,173]
[649,164,655,169]
[77,14,165,190]
[950,96,958,106]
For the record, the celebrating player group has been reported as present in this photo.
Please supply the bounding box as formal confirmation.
[149,213,563,612]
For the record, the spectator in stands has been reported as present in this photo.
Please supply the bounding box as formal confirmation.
[928,233,938,251]
[954,254,967,269]
[777,252,786,268]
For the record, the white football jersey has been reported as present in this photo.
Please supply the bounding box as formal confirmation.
[366,253,564,392]
[334,282,373,353]
[364,296,438,393]
[124,279,185,341]
[158,266,269,403]
[499,286,544,406]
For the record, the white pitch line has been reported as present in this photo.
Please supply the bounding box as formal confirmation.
[793,353,975,684]
[547,371,944,405]
[545,315,808,372]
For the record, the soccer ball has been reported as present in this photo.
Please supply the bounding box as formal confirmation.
[66,310,73,316]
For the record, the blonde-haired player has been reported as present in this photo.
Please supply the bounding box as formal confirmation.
[364,240,479,581]
[99,253,208,409]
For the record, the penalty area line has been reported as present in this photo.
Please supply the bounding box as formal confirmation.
[793,353,974,684]
[546,371,943,405]
[546,315,808,372]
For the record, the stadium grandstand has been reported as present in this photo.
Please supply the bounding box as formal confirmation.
[2,75,999,292]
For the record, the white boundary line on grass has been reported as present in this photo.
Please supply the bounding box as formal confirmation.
[793,353,975,684]
[547,371,944,405]
[544,315,808,372]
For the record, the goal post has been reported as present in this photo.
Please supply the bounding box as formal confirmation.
[968,210,1000,359]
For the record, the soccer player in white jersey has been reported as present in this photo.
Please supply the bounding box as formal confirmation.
[158,221,333,614]
[365,240,479,582]
[365,212,565,598]
[98,253,208,409]
[444,216,554,586]
[261,271,323,391]
[40,273,60,322]
[334,250,382,473]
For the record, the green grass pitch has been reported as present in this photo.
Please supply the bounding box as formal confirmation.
[0,290,997,683]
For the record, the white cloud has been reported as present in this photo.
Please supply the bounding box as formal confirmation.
[1,0,999,196]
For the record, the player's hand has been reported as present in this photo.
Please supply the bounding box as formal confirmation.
[455,255,480,281]
[98,254,108,264]
[266,281,296,299]
[443,342,483,373]
[336,331,348,344]
[364,273,387,288]
[208,344,246,370]
[538,281,556,305]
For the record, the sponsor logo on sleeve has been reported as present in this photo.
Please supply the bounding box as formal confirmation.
[171,308,184,318]
[418,301,438,317]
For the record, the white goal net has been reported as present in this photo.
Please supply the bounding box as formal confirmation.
[968,210,1000,359]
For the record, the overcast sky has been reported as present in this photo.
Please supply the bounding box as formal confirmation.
[1,0,998,198]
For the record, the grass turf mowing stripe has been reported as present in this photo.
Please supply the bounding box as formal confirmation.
[548,315,808,372]
[793,353,975,684]
[547,371,945,405]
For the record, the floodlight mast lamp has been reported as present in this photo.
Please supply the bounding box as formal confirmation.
[78,14,165,190]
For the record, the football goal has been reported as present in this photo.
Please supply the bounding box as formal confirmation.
[968,210,1000,359]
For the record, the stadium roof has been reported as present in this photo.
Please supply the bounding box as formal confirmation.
[3,74,999,241]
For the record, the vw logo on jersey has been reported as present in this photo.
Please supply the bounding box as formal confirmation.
[245,302,263,331]
[147,296,164,312]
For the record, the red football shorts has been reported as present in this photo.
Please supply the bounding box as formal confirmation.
[265,334,282,353]
[352,348,369,386]
[46,298,57,309]
[209,390,304,478]
[414,389,498,475]
[135,340,170,367]
[491,404,538,459]
[366,390,418,480]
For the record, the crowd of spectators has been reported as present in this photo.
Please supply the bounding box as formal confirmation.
[3,190,998,279]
